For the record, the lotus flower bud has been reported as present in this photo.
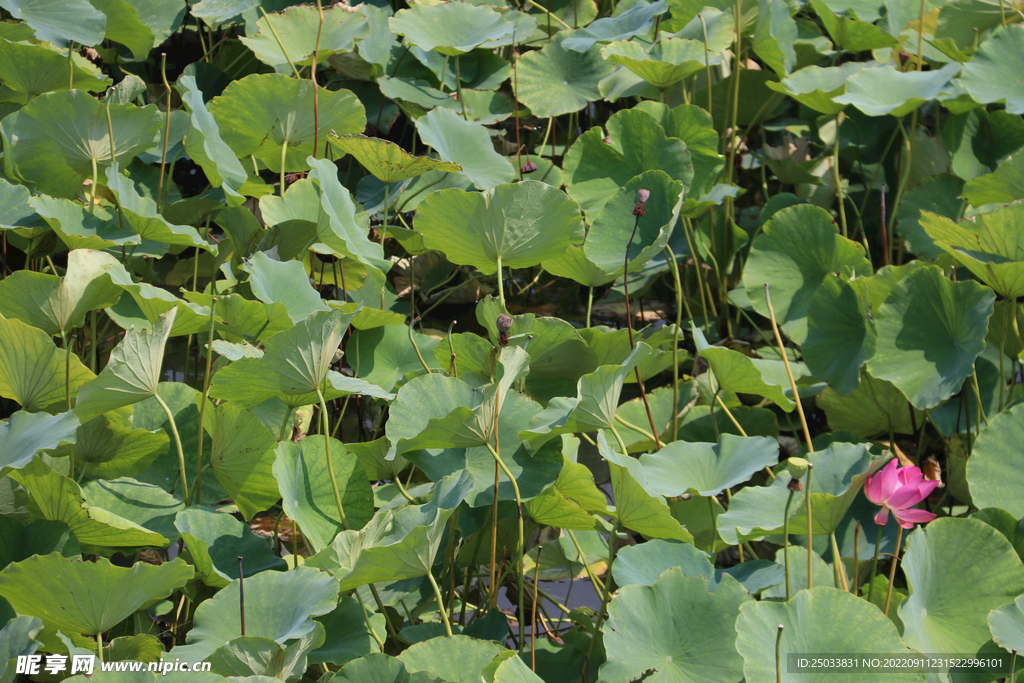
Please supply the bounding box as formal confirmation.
[496,313,513,347]
[633,189,650,217]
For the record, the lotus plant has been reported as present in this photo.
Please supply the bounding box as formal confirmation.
[864,458,938,615]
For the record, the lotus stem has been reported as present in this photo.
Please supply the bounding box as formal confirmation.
[367,583,399,642]
[238,556,246,636]
[971,370,989,427]
[96,630,103,663]
[783,488,796,600]
[623,198,662,450]
[1010,649,1017,680]
[354,591,386,650]
[67,41,74,90]
[409,316,432,374]
[883,526,903,616]
[426,568,454,637]
[195,297,217,505]
[532,544,543,671]
[315,387,349,530]
[586,285,594,328]
[775,624,784,683]
[831,112,849,238]
[566,528,605,594]
[523,0,572,28]
[279,142,287,198]
[381,180,390,253]
[680,216,715,334]
[867,523,883,601]
[496,255,506,311]
[312,0,324,157]
[585,524,619,672]
[765,284,814,452]
[454,56,469,121]
[614,413,656,444]
[805,463,813,589]
[259,7,301,79]
[664,244,687,442]
[831,532,849,591]
[853,521,861,593]
[155,392,189,505]
[486,440,525,655]
[708,495,719,558]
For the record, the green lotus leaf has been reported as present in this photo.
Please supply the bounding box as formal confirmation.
[80,477,184,543]
[414,106,515,190]
[0,553,191,639]
[309,596,385,666]
[717,442,876,543]
[210,308,388,408]
[329,652,438,683]
[900,518,1024,671]
[736,587,925,683]
[750,0,797,77]
[10,457,169,549]
[621,434,780,498]
[174,506,286,589]
[817,374,922,439]
[989,594,1024,659]
[0,90,161,200]
[584,171,684,275]
[398,635,505,683]
[104,164,212,251]
[516,32,616,118]
[205,623,325,680]
[608,457,694,542]
[919,204,1024,299]
[0,178,43,232]
[602,37,719,90]
[562,0,668,52]
[633,101,726,202]
[301,159,392,284]
[0,38,109,96]
[209,402,280,522]
[742,204,872,344]
[961,25,1024,114]
[522,343,655,440]
[404,392,560,508]
[833,63,961,117]
[349,324,442,393]
[691,322,795,411]
[387,347,530,454]
[328,134,461,183]
[178,75,247,202]
[525,455,606,531]
[0,0,106,46]
[866,264,994,411]
[59,415,167,481]
[612,539,714,588]
[803,275,875,396]
[102,261,211,337]
[963,150,1024,207]
[760,545,836,598]
[273,436,374,552]
[173,566,340,663]
[240,5,369,67]
[210,74,365,173]
[29,194,139,251]
[806,0,900,51]
[0,616,43,682]
[765,62,867,117]
[600,569,749,683]
[348,438,410,482]
[0,410,78,476]
[64,670,230,683]
[966,402,1024,518]
[563,108,694,214]
[307,471,472,589]
[542,244,619,287]
[0,248,121,338]
[414,180,584,276]
[242,250,330,325]
[389,2,514,56]
[184,291,290,345]
[73,308,175,424]
[89,0,165,60]
[189,0,257,22]
[376,77,515,124]
[0,315,95,413]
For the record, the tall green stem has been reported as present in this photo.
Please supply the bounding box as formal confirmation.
[195,297,217,504]
[496,255,506,310]
[426,569,454,636]
[158,53,172,212]
[883,526,904,616]
[155,392,189,505]
[664,245,685,442]
[805,464,813,589]
[866,523,884,601]
[316,387,349,530]
[783,488,796,600]
[586,286,594,328]
[486,441,525,654]
[831,112,849,238]
[454,56,469,121]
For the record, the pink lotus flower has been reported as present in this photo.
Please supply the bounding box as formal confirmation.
[864,459,939,529]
